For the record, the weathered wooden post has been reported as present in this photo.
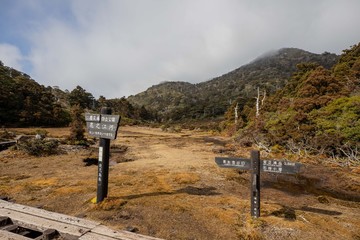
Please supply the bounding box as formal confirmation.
[85,107,120,203]
[250,150,260,218]
[97,107,111,203]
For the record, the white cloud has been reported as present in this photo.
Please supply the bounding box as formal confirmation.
[0,43,25,70]
[15,0,360,98]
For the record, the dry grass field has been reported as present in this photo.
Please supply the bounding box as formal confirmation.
[0,126,360,239]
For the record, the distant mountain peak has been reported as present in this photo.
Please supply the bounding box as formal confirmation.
[249,47,307,63]
[128,47,339,121]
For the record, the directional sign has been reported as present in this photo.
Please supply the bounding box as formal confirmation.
[215,157,301,174]
[214,151,303,218]
[85,113,120,140]
[215,157,251,170]
[261,160,302,174]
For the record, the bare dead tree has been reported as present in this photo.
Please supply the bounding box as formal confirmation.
[261,90,266,106]
[234,102,239,124]
[255,88,260,117]
[255,87,266,118]
[339,143,359,166]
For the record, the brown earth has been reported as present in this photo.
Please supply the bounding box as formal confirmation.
[0,126,360,239]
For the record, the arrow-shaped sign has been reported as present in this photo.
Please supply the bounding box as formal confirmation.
[215,157,251,170]
[215,157,301,174]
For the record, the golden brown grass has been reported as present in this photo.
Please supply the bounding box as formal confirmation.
[8,127,71,138]
[1,126,360,239]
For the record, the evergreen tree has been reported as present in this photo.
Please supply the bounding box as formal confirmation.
[68,85,95,109]
[68,104,86,144]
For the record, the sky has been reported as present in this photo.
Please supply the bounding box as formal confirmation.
[1,0,360,99]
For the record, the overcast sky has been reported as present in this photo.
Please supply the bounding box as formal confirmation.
[1,0,359,98]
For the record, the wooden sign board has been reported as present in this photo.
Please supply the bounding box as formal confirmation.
[85,113,120,140]
[215,157,301,174]
[262,160,302,174]
[215,157,251,170]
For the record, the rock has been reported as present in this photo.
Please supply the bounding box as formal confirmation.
[317,195,330,204]
[0,196,9,201]
[212,146,225,153]
[125,226,139,233]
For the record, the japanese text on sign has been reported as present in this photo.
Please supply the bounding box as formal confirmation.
[100,114,120,123]
[88,130,116,140]
[87,122,118,131]
[85,113,101,122]
[262,160,283,173]
[216,157,301,174]
[222,159,247,167]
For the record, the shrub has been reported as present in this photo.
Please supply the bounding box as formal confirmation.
[68,104,85,144]
[17,139,60,156]
[160,124,170,132]
[172,126,182,133]
[35,129,49,138]
[0,129,15,141]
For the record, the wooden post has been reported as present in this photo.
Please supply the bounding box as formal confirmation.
[250,150,260,218]
[97,107,111,203]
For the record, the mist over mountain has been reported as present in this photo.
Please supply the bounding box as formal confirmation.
[128,48,339,121]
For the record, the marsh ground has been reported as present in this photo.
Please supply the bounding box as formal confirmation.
[0,126,359,239]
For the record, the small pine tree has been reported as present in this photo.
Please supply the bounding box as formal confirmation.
[68,104,86,144]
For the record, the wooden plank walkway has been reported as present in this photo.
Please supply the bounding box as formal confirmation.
[0,141,16,151]
[0,200,162,240]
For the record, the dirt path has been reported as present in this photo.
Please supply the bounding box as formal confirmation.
[1,126,360,239]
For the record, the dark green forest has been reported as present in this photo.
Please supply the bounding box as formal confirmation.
[0,63,149,127]
[0,64,70,127]
[1,43,359,160]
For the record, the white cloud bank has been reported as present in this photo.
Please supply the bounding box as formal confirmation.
[3,0,360,98]
[0,43,24,70]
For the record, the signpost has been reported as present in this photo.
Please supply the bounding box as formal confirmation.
[85,108,121,203]
[215,150,302,218]
[250,150,260,218]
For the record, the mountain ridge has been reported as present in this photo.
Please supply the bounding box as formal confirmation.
[128,47,339,121]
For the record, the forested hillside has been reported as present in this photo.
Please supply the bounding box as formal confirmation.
[0,62,70,127]
[0,62,148,127]
[226,43,360,160]
[128,48,339,121]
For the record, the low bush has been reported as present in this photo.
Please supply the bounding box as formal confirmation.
[17,139,60,156]
[0,129,16,141]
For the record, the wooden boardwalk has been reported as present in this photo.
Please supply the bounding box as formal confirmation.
[0,141,16,151]
[0,200,162,240]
